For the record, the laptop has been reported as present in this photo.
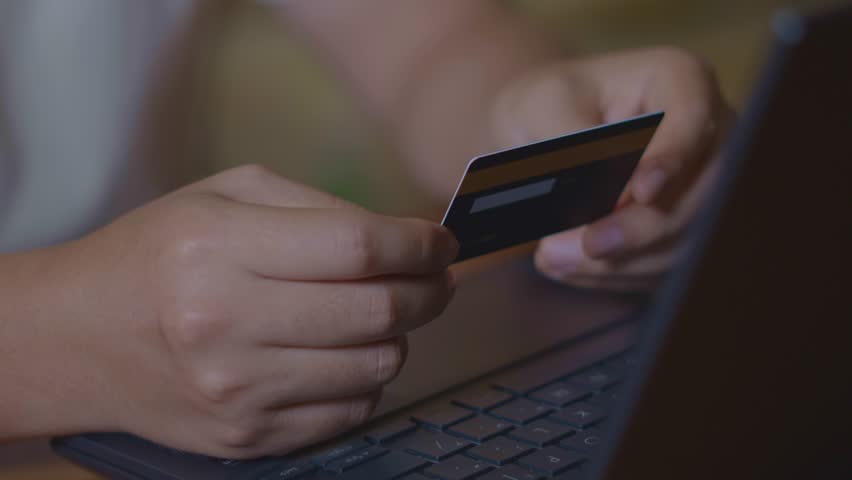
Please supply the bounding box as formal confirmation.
[52,6,852,479]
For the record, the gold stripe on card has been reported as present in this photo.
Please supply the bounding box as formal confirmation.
[458,127,656,196]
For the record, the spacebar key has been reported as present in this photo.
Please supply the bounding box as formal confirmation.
[338,451,428,480]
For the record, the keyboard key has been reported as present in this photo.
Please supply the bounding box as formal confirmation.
[604,352,637,370]
[364,420,417,444]
[565,367,622,390]
[311,440,371,466]
[412,405,475,429]
[528,383,591,407]
[480,465,543,480]
[492,365,569,395]
[509,419,575,447]
[491,346,604,394]
[453,388,514,411]
[466,437,534,466]
[399,474,432,480]
[338,451,429,480]
[258,463,317,479]
[211,457,249,467]
[559,428,604,453]
[548,403,606,429]
[212,456,295,477]
[324,446,388,474]
[586,385,624,407]
[553,468,588,479]
[392,429,471,461]
[489,399,552,425]
[516,446,587,476]
[447,415,513,443]
[424,455,493,480]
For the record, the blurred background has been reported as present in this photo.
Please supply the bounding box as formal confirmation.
[165,0,837,217]
[0,0,839,477]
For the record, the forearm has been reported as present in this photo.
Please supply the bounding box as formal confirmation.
[0,245,108,440]
[272,0,561,200]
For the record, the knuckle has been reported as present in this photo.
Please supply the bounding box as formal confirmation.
[416,222,438,265]
[337,216,380,274]
[225,163,275,185]
[614,213,644,248]
[371,339,407,385]
[652,46,717,80]
[163,304,225,348]
[417,221,455,269]
[366,285,401,338]
[194,367,245,404]
[621,207,670,248]
[217,421,264,450]
[169,235,214,268]
[160,198,224,267]
[662,47,716,84]
[652,46,700,67]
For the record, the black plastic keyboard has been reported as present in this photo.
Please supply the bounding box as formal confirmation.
[53,327,637,480]
[208,351,634,480]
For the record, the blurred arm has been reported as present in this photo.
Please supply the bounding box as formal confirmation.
[271,0,561,201]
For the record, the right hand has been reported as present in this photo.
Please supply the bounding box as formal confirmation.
[54,165,458,458]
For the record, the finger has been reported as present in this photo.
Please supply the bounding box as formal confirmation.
[238,273,453,347]
[582,149,724,259]
[630,51,727,202]
[212,391,382,458]
[256,338,407,408]
[187,163,359,209]
[259,391,382,456]
[202,338,406,411]
[535,227,677,282]
[217,202,459,280]
[581,204,678,259]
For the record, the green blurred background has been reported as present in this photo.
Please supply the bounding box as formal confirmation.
[183,0,839,216]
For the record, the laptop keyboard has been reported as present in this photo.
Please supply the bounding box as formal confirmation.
[209,350,635,480]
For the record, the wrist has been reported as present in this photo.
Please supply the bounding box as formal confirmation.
[0,242,117,440]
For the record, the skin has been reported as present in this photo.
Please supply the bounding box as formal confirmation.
[497,48,736,290]
[0,0,732,457]
[0,165,458,459]
[281,1,735,290]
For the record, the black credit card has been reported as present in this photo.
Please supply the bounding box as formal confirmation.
[442,112,663,262]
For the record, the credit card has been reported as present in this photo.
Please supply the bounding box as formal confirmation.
[442,112,664,262]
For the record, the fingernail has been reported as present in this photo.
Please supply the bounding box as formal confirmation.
[538,237,584,276]
[585,223,625,258]
[636,168,668,202]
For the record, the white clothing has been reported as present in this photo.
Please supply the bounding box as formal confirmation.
[0,0,196,252]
